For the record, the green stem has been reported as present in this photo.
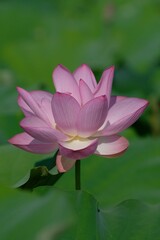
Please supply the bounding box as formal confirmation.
[75,160,81,190]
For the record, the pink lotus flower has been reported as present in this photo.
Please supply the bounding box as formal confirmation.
[9,64,148,172]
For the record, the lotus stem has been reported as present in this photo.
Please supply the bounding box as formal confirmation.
[75,160,81,190]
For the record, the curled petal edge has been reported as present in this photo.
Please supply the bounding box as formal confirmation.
[56,153,76,172]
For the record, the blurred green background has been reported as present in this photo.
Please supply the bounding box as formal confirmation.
[0,0,160,239]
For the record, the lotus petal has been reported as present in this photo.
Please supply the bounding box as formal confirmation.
[18,90,54,125]
[20,116,67,142]
[52,64,80,103]
[73,64,97,92]
[52,93,80,136]
[17,87,49,123]
[99,97,149,136]
[56,153,76,172]
[95,135,129,157]
[59,138,98,159]
[94,66,114,104]
[79,79,94,105]
[8,132,58,154]
[77,96,108,137]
